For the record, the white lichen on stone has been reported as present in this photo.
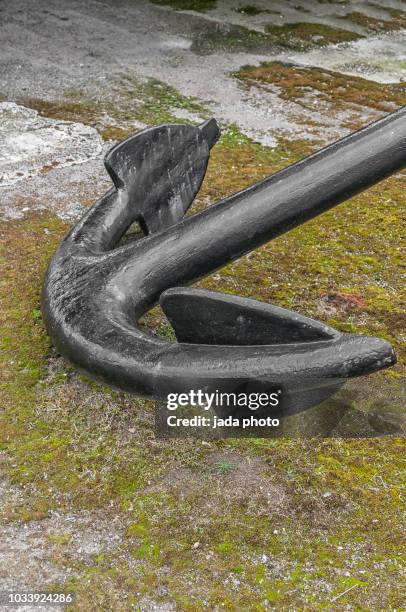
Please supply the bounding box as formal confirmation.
[0,102,103,186]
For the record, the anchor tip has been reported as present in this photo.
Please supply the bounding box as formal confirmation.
[199,118,220,149]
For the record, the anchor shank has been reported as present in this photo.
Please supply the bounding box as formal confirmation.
[127,107,406,312]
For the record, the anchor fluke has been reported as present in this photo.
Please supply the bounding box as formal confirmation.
[160,288,337,345]
[104,119,220,235]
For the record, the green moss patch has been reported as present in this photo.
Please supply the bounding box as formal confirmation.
[189,20,275,54]
[186,19,362,55]
[151,0,217,11]
[345,9,406,32]
[265,22,361,50]
[235,4,273,16]
[235,61,405,114]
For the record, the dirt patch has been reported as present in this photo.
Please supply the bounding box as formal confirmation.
[316,292,367,316]
[149,452,288,517]
[206,452,287,511]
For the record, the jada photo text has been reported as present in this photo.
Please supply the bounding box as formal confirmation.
[157,388,282,434]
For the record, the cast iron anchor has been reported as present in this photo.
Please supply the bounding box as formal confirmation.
[42,108,406,417]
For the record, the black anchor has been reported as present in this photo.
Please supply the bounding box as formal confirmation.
[42,108,405,417]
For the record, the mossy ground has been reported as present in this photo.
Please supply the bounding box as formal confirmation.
[1,146,405,608]
[235,62,405,116]
[173,20,357,56]
[1,59,405,608]
[345,9,406,33]
[265,22,361,50]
